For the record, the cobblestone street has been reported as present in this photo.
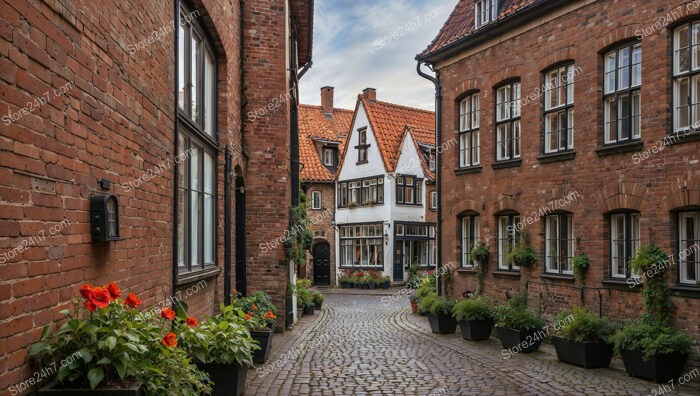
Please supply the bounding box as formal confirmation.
[245,292,699,396]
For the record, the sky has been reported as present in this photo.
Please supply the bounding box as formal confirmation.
[299,0,459,111]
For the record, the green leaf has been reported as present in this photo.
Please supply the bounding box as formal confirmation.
[77,348,93,363]
[96,357,111,365]
[40,324,51,340]
[113,357,127,378]
[87,367,105,389]
[105,336,117,350]
[124,331,140,342]
[28,342,50,357]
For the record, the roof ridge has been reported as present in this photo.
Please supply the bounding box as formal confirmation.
[363,96,435,115]
[299,103,354,113]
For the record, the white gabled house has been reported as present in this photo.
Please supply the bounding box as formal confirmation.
[334,88,437,283]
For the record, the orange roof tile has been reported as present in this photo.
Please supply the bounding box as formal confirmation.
[299,105,353,182]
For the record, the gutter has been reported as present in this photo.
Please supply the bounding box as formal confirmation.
[416,62,442,296]
[172,0,181,299]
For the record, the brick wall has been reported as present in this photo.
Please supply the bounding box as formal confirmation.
[304,182,336,283]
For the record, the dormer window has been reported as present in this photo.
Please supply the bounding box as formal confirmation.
[421,148,436,172]
[356,128,370,164]
[475,0,498,29]
[322,147,336,167]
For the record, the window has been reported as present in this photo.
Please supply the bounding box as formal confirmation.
[422,148,436,172]
[461,215,480,268]
[604,42,642,144]
[430,191,438,210]
[545,213,574,274]
[357,128,369,163]
[544,64,575,153]
[495,82,521,161]
[610,212,640,279]
[498,214,520,271]
[311,191,321,210]
[338,176,384,207]
[475,0,498,29]
[396,175,422,205]
[458,93,480,167]
[679,211,700,285]
[673,23,700,133]
[322,147,335,167]
[339,224,384,267]
[396,224,436,268]
[177,5,217,277]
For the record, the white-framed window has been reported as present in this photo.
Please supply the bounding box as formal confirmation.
[496,82,521,161]
[679,211,700,285]
[337,176,384,207]
[498,214,520,271]
[357,128,369,163]
[396,175,422,205]
[461,215,480,268]
[311,191,321,210]
[545,213,574,275]
[544,64,575,153]
[458,92,480,167]
[610,212,640,279]
[430,191,438,210]
[604,42,642,144]
[673,22,700,133]
[339,224,384,267]
[475,0,498,29]
[322,147,335,167]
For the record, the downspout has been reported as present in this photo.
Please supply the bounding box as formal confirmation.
[417,61,442,296]
[239,0,248,160]
[290,28,300,207]
[172,0,181,299]
[224,146,232,305]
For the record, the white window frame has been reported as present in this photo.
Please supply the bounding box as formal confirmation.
[458,93,480,167]
[495,82,521,161]
[322,148,335,166]
[603,42,642,144]
[311,191,321,210]
[679,211,700,285]
[544,64,575,153]
[673,23,700,133]
[461,215,480,268]
[498,214,520,271]
[610,212,640,279]
[545,213,574,275]
[474,0,498,29]
[430,191,438,210]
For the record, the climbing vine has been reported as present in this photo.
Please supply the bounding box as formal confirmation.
[629,243,673,324]
[284,188,314,266]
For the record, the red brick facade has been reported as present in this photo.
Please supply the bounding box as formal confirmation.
[421,0,700,365]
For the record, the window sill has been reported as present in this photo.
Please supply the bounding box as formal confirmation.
[454,166,482,175]
[539,273,575,282]
[537,151,576,164]
[595,140,643,157]
[396,203,423,207]
[491,159,522,170]
[176,267,220,287]
[670,285,700,298]
[339,266,384,270]
[667,130,700,146]
[492,270,521,279]
[457,268,478,275]
[356,161,368,165]
[601,278,641,291]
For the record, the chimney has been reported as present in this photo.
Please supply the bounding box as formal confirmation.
[321,86,334,114]
[362,87,376,102]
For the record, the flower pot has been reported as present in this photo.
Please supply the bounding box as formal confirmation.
[382,281,390,289]
[368,283,376,290]
[620,349,688,383]
[410,300,419,314]
[341,282,350,289]
[251,329,274,364]
[495,326,544,353]
[38,382,143,395]
[197,363,247,396]
[458,319,494,341]
[303,304,315,315]
[427,314,458,334]
[315,301,323,310]
[552,336,613,369]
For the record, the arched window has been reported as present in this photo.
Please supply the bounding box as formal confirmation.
[544,212,574,274]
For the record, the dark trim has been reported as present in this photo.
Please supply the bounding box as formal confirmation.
[539,273,575,282]
[455,166,482,175]
[595,140,643,157]
[224,146,231,305]
[339,266,384,270]
[670,285,700,299]
[175,267,220,287]
[456,268,478,275]
[492,271,521,279]
[491,159,522,169]
[537,151,576,163]
[601,279,642,292]
[667,130,700,145]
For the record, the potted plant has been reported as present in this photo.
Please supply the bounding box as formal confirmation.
[470,241,490,264]
[312,292,325,310]
[551,307,617,368]
[339,272,352,288]
[415,283,435,316]
[365,272,377,290]
[409,294,420,314]
[30,282,211,395]
[380,275,390,289]
[494,291,545,353]
[407,263,419,288]
[180,304,257,396]
[453,297,495,341]
[232,292,278,364]
[421,293,458,334]
[572,253,589,286]
[505,242,536,268]
[353,271,364,288]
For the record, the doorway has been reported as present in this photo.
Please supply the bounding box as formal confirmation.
[312,242,331,285]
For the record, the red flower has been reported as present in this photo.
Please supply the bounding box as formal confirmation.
[160,308,176,321]
[79,284,94,299]
[89,287,112,309]
[162,332,177,348]
[124,293,142,308]
[252,304,258,311]
[85,300,97,311]
[244,314,251,321]
[186,317,198,328]
[266,311,276,319]
[106,281,121,299]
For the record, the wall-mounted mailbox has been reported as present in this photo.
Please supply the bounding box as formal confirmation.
[90,194,120,241]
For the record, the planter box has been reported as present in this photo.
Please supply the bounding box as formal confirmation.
[368,284,376,290]
[552,336,613,368]
[251,329,273,364]
[458,319,494,341]
[315,302,323,310]
[495,326,543,353]
[427,314,457,334]
[38,382,142,395]
[341,282,350,289]
[410,300,418,314]
[197,363,247,396]
[381,281,390,289]
[620,349,688,383]
[303,305,315,315]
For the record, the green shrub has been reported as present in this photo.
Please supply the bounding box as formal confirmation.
[556,307,617,343]
[453,298,494,323]
[613,319,693,359]
[505,243,536,267]
[428,298,456,316]
[417,291,437,315]
[495,292,543,332]
[415,283,435,300]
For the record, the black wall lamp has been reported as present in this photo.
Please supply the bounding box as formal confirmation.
[90,194,120,241]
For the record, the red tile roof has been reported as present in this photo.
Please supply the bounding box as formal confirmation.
[299,105,353,182]
[359,96,435,175]
[418,0,547,59]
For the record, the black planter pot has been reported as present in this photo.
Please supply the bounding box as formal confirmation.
[495,326,544,353]
[315,301,323,310]
[341,282,350,289]
[251,329,273,364]
[197,363,247,396]
[368,283,376,290]
[38,382,142,395]
[620,349,688,383]
[381,281,390,289]
[458,319,494,341]
[427,314,458,334]
[303,304,315,315]
[551,336,613,368]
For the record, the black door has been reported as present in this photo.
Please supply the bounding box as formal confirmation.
[393,242,404,281]
[312,242,331,285]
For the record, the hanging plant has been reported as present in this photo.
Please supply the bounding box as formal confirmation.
[469,241,490,295]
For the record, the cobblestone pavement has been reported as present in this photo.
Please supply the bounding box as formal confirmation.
[244,293,698,396]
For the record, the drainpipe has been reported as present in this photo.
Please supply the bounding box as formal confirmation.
[224,146,232,305]
[416,61,442,296]
[172,0,181,299]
